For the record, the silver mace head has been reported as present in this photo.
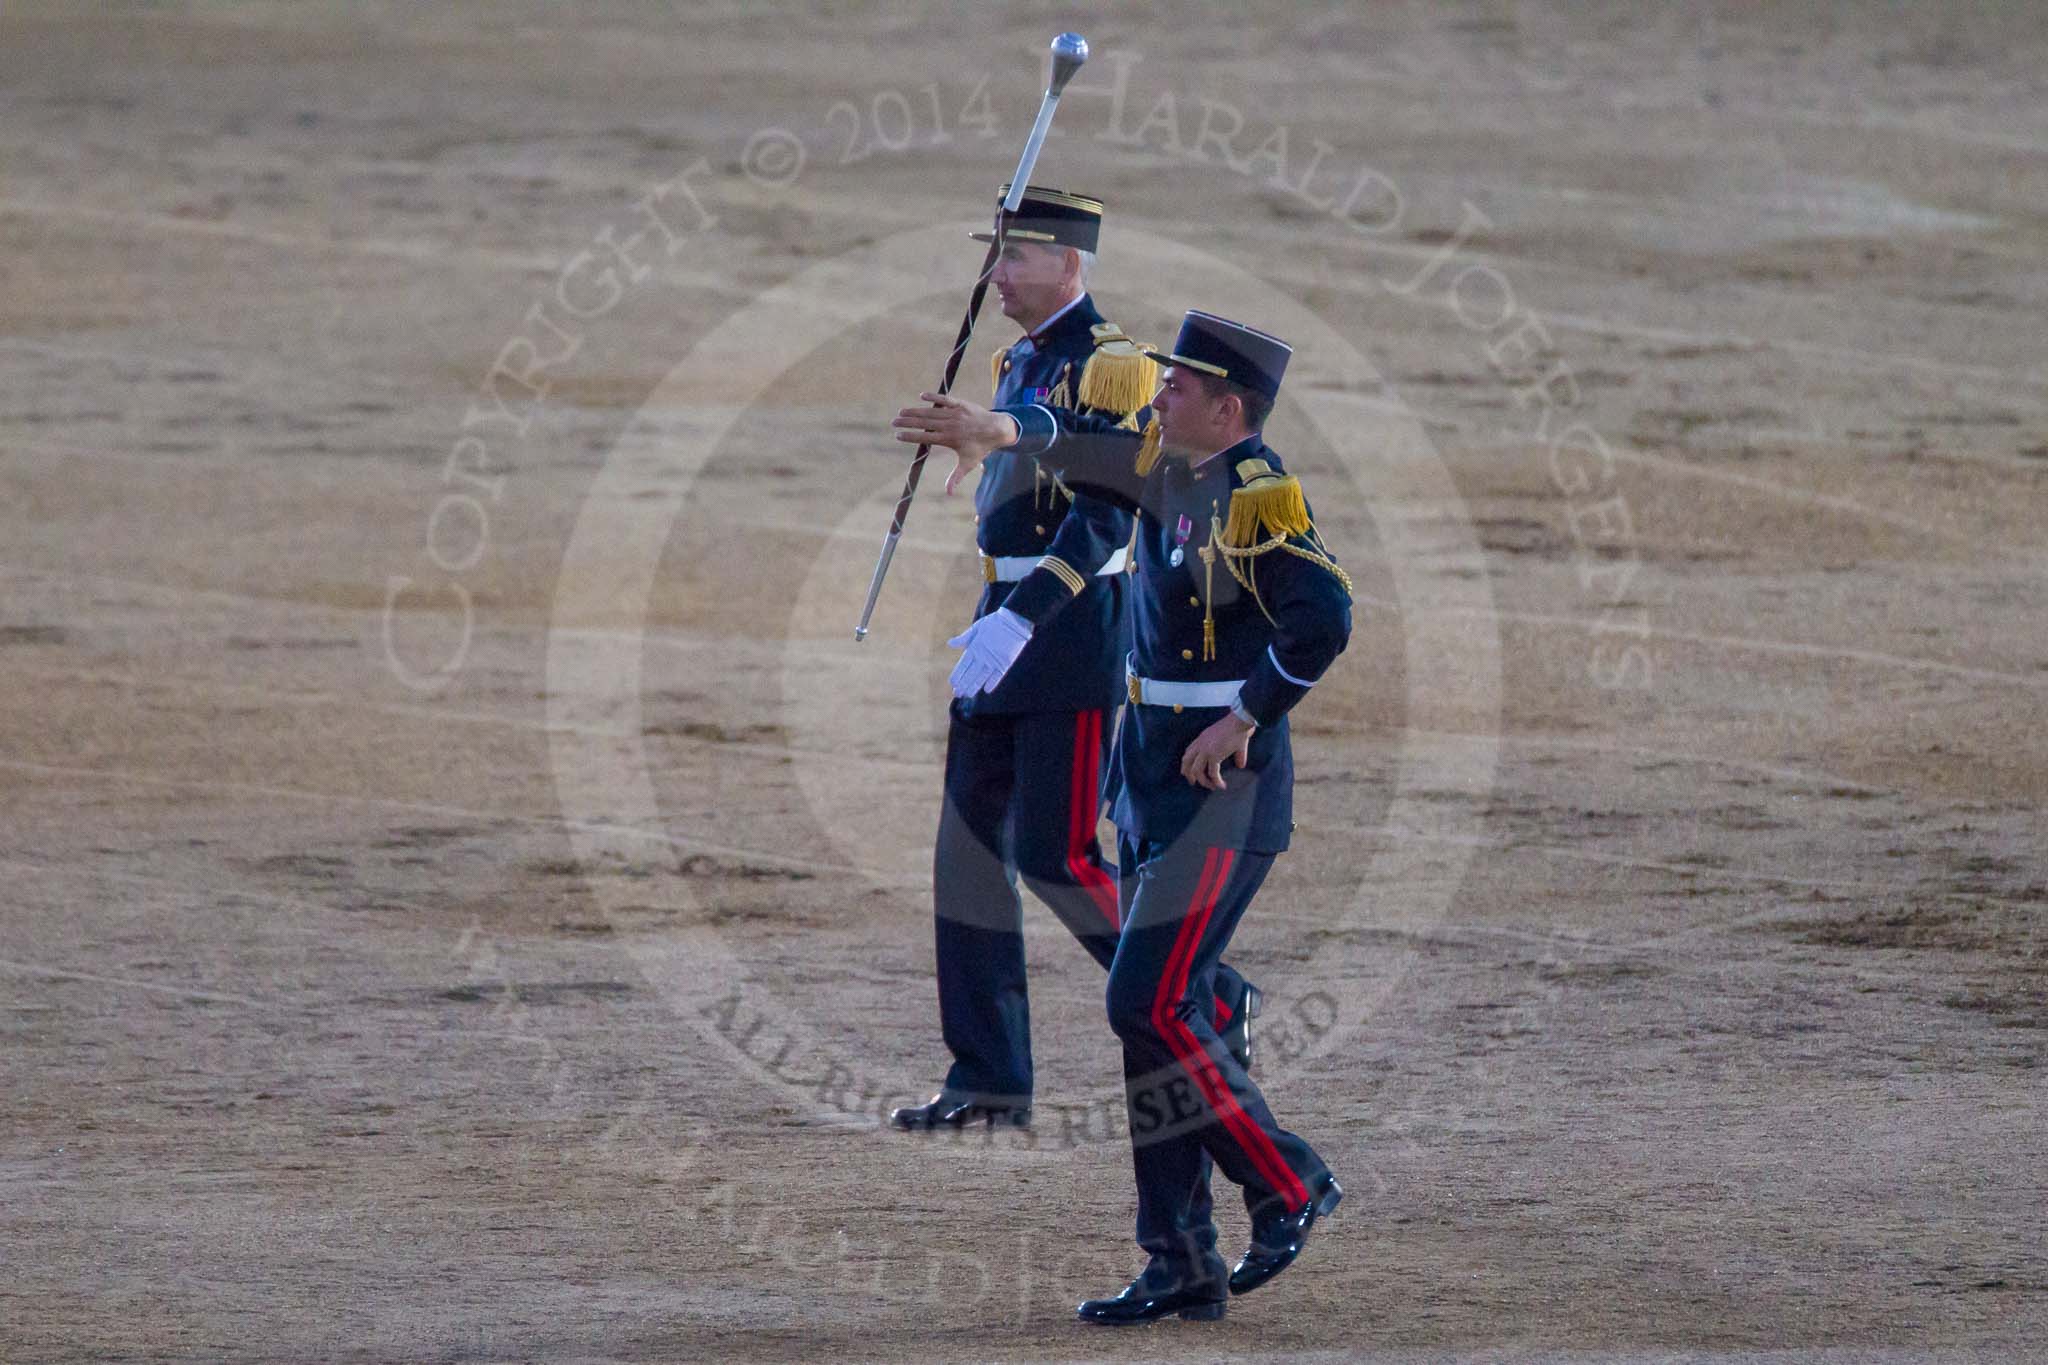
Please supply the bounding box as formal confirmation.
[1048,32,1088,95]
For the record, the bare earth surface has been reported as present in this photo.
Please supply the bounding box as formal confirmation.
[3,3,2045,1361]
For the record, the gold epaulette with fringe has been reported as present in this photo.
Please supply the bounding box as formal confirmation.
[1080,322,1159,430]
[1222,458,1313,546]
[1212,459,1354,612]
[990,348,1007,400]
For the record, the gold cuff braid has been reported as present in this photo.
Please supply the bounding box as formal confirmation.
[1038,556,1088,595]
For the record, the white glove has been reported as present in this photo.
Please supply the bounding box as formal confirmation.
[947,607,1033,698]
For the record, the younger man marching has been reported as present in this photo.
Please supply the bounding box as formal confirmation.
[894,189,1259,1132]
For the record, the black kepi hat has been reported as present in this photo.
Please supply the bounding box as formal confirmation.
[1144,310,1292,401]
[968,184,1103,252]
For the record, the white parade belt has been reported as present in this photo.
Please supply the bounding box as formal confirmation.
[1126,667,1245,710]
[980,546,1128,583]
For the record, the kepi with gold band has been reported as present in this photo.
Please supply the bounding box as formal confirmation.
[1144,309,1292,399]
[1130,310,1292,478]
[969,183,1104,251]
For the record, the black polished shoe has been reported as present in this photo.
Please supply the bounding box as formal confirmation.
[1229,1175,1343,1296]
[1077,1260,1228,1326]
[889,1096,1031,1131]
[1219,980,1263,1074]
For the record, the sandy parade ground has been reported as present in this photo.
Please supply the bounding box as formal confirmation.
[2,2,2044,1361]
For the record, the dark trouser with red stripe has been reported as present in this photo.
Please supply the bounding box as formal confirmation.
[1107,833,1327,1271]
[933,703,1247,1107]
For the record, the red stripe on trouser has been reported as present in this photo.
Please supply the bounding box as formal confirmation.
[1153,849,1308,1207]
[1067,710,1119,929]
[1170,853,1305,1205]
[1080,712,1120,926]
[1154,849,1295,1200]
[1157,850,1220,1015]
[1175,876,1307,1207]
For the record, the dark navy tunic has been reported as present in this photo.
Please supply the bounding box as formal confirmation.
[999,405,1353,853]
[962,294,1134,717]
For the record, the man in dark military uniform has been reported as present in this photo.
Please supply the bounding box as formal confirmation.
[892,190,1261,1133]
[894,311,1352,1324]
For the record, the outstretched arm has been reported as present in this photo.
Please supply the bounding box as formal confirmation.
[891,392,1022,495]
[995,403,1150,510]
[893,393,1151,510]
